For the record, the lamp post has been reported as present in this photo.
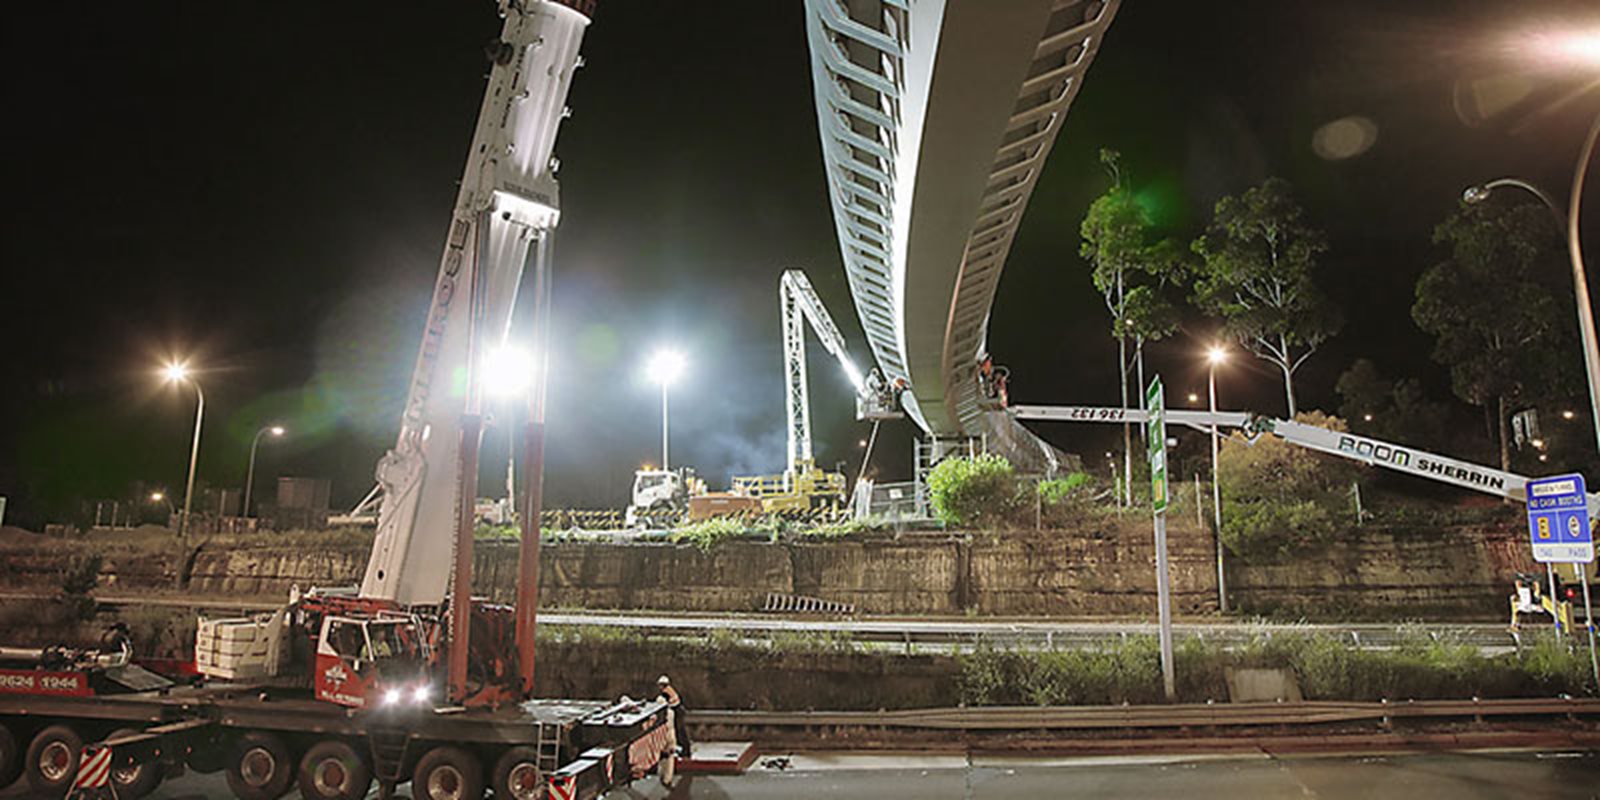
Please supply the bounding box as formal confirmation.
[1207,345,1229,613]
[484,344,535,522]
[162,363,204,539]
[149,491,175,525]
[243,425,285,519]
[646,349,686,470]
[1463,110,1600,457]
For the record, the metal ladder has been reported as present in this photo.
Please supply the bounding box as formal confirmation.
[536,722,562,780]
[367,729,412,788]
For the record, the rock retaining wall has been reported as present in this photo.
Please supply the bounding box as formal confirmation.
[0,518,1550,619]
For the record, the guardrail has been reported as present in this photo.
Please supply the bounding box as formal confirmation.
[692,697,1600,731]
[533,613,1526,654]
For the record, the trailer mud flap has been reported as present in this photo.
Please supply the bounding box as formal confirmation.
[66,744,111,799]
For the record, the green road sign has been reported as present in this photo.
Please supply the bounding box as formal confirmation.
[1147,377,1168,513]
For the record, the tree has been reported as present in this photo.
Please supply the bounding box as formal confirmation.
[1192,178,1339,416]
[1412,197,1574,473]
[1334,359,1450,449]
[1080,150,1185,504]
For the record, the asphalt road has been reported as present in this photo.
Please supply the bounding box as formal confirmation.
[6,750,1596,799]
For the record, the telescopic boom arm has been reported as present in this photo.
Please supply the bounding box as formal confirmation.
[1010,404,1600,515]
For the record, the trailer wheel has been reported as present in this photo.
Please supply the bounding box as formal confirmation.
[297,740,372,800]
[413,745,484,800]
[25,724,82,795]
[225,731,294,800]
[491,746,544,800]
[0,723,22,788]
[107,728,163,799]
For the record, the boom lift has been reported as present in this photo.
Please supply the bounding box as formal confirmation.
[733,270,902,513]
[1009,403,1600,514]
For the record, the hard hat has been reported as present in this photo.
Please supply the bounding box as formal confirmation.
[657,675,671,685]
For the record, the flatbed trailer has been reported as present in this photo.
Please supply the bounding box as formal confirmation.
[2,681,671,799]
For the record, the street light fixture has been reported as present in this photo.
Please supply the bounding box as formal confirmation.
[161,361,204,538]
[243,425,286,519]
[646,349,686,470]
[483,343,536,520]
[1206,344,1229,612]
[1463,109,1600,458]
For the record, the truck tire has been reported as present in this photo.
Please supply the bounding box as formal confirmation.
[297,740,372,800]
[25,724,82,796]
[107,728,163,799]
[491,746,543,800]
[0,723,22,788]
[225,731,294,800]
[413,745,484,800]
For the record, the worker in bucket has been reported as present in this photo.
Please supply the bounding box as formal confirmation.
[657,675,692,757]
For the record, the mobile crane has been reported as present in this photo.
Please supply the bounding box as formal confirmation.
[732,270,903,513]
[3,3,676,799]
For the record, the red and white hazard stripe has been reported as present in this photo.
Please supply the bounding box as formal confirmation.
[549,774,576,800]
[73,746,112,789]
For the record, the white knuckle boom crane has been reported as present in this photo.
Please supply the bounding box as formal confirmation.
[728,270,902,512]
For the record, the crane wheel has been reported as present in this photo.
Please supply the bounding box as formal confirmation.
[107,728,163,799]
[225,731,295,800]
[297,740,372,800]
[25,724,82,795]
[0,723,22,788]
[491,746,543,800]
[413,745,485,800]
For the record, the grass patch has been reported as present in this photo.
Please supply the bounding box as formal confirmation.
[958,629,1595,705]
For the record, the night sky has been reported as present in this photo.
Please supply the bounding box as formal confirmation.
[3,2,1597,527]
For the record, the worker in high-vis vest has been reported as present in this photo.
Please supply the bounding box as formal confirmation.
[657,675,692,757]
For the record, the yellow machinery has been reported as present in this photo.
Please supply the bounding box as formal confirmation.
[1509,573,1575,632]
[732,459,847,513]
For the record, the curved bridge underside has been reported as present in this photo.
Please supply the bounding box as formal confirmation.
[804,0,1120,470]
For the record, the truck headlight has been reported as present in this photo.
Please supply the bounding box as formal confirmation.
[383,688,402,706]
[412,685,431,704]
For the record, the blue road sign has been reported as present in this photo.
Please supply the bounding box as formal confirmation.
[1526,473,1594,564]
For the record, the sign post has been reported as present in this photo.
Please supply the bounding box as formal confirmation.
[1147,377,1175,701]
[1524,473,1598,684]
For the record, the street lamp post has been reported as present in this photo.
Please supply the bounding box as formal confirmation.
[1207,345,1229,613]
[149,491,175,524]
[1464,110,1600,457]
[162,363,204,539]
[484,344,535,523]
[243,425,285,519]
[646,350,686,470]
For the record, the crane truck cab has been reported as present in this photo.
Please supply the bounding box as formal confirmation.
[626,467,704,527]
[314,613,430,709]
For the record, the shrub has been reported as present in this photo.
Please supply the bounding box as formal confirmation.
[927,454,1024,528]
[670,517,747,551]
[1037,472,1093,506]
[59,554,102,621]
[1217,411,1363,559]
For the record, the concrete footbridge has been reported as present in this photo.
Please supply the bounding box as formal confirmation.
[802,0,1122,470]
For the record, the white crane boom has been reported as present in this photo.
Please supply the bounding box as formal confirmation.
[362,0,592,606]
[781,269,882,473]
[1010,404,1600,515]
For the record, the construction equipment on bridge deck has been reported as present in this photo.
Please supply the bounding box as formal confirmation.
[732,270,901,516]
